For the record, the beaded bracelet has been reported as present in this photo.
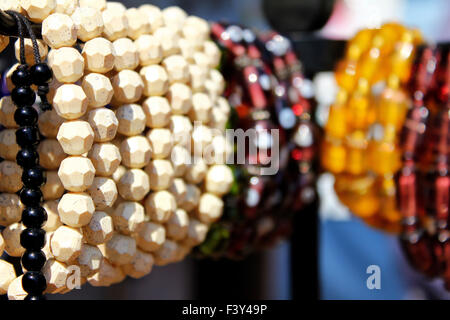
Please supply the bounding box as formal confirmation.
[321,23,423,233]
[196,23,317,259]
[0,1,232,299]
[398,45,450,288]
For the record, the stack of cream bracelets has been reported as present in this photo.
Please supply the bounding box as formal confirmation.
[0,0,233,299]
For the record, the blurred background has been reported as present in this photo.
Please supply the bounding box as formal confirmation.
[2,0,450,300]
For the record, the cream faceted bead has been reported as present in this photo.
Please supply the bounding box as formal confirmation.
[71,6,104,42]
[153,27,180,57]
[42,259,70,294]
[142,96,171,128]
[134,34,163,66]
[42,200,62,232]
[145,190,176,223]
[169,178,187,205]
[167,83,192,115]
[88,177,118,210]
[82,38,115,73]
[58,156,96,192]
[180,184,200,212]
[188,64,208,92]
[122,249,154,279]
[79,0,106,11]
[42,171,64,200]
[120,136,152,169]
[179,38,196,63]
[2,222,25,257]
[55,0,77,15]
[0,129,19,161]
[117,169,150,201]
[137,222,165,253]
[206,69,226,97]
[58,192,95,227]
[82,211,114,245]
[145,160,174,191]
[0,233,3,256]
[0,0,25,13]
[171,145,190,177]
[139,4,163,32]
[113,38,139,71]
[182,23,208,50]
[0,161,22,193]
[162,6,187,32]
[0,194,23,227]
[169,115,193,146]
[154,240,179,266]
[184,219,208,246]
[5,63,19,93]
[210,105,229,132]
[82,73,114,108]
[88,108,118,142]
[38,108,64,138]
[0,35,8,53]
[48,47,84,83]
[104,233,137,266]
[57,120,95,155]
[38,139,66,170]
[111,201,145,235]
[0,260,15,295]
[112,165,126,183]
[88,143,121,176]
[50,225,83,263]
[146,128,173,159]
[210,135,233,164]
[166,208,189,241]
[191,124,213,156]
[42,13,77,48]
[189,92,212,123]
[163,55,189,84]
[0,96,18,128]
[140,65,169,97]
[53,84,88,120]
[205,165,234,196]
[102,6,128,41]
[125,8,150,40]
[184,157,208,184]
[116,104,146,136]
[21,0,56,22]
[197,193,224,224]
[77,244,103,278]
[203,41,222,68]
[112,69,144,103]
[88,258,125,287]
[185,16,210,40]
[7,275,26,300]
[107,1,126,12]
[14,39,48,65]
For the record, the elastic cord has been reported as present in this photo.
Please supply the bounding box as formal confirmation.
[5,10,26,65]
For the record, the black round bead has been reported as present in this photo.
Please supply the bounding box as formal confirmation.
[19,188,43,207]
[22,167,46,188]
[11,86,36,106]
[14,106,39,126]
[25,294,46,300]
[22,271,47,295]
[20,228,46,250]
[30,63,53,86]
[11,66,32,87]
[21,250,46,271]
[22,206,47,228]
[16,148,40,168]
[16,126,40,148]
